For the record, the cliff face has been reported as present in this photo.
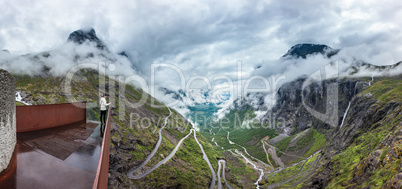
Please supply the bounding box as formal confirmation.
[269,77,366,134]
[248,73,401,188]
[273,75,402,188]
[296,75,402,188]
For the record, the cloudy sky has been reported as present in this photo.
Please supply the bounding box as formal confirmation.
[1,0,402,91]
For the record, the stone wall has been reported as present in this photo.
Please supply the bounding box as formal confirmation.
[0,69,16,173]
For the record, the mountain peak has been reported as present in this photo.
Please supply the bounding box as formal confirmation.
[67,28,107,50]
[282,43,338,59]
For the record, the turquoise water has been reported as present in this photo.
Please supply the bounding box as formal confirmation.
[187,103,221,129]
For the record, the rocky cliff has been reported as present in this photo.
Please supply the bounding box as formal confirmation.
[67,28,108,50]
[270,76,367,134]
[302,75,402,188]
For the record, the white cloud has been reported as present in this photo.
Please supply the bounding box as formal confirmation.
[0,0,402,101]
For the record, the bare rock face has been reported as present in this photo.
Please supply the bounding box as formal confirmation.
[67,28,107,50]
[271,77,365,134]
[281,44,339,59]
[0,69,16,173]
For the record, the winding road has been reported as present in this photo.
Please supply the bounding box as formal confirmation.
[265,153,322,189]
[233,149,265,189]
[127,107,217,189]
[128,129,194,179]
[263,140,322,187]
[193,128,216,189]
[218,126,323,188]
[127,108,172,176]
[287,154,322,188]
[222,128,269,167]
[262,141,275,169]
[267,146,284,178]
[217,160,233,189]
[220,127,270,188]
[266,158,308,188]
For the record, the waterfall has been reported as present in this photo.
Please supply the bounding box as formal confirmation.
[368,75,374,86]
[15,92,32,105]
[340,82,358,129]
[340,102,351,129]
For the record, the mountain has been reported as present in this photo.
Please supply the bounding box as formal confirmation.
[0,28,136,78]
[12,70,226,188]
[3,28,401,188]
[197,43,402,188]
[299,75,402,188]
[1,28,268,188]
[345,61,402,76]
[200,71,401,188]
[282,43,339,59]
[67,28,108,50]
[248,44,402,117]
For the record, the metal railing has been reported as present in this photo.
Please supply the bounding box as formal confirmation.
[16,102,86,132]
[92,106,111,189]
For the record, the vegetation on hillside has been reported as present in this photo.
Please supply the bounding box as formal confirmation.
[11,69,226,188]
[324,76,402,189]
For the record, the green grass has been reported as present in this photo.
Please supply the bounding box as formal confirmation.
[324,76,402,188]
[192,105,279,164]
[327,118,396,188]
[304,129,326,157]
[110,83,226,188]
[16,101,26,106]
[262,153,321,188]
[11,69,226,188]
[274,129,325,158]
[360,76,402,102]
[276,135,293,152]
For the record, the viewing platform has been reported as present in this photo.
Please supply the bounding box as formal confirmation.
[0,102,111,189]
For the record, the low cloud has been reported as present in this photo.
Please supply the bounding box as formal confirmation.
[0,41,137,77]
[1,0,401,78]
[1,0,402,117]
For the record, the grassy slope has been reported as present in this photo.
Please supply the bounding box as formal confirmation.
[192,105,280,186]
[325,76,402,188]
[206,75,401,188]
[199,107,278,164]
[258,76,401,188]
[15,71,400,188]
[275,129,326,160]
[12,70,224,188]
[198,103,325,166]
[260,153,321,188]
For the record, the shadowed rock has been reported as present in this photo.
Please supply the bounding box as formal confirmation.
[67,28,107,50]
[282,44,339,59]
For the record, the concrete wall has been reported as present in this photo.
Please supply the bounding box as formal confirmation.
[0,69,16,173]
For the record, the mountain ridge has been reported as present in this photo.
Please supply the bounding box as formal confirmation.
[282,43,339,59]
[67,28,108,50]
[2,28,401,188]
[1,28,264,188]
